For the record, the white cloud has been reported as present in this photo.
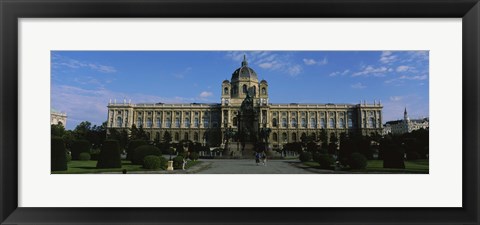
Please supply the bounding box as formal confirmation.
[389,96,403,101]
[352,65,390,77]
[52,53,117,73]
[379,51,397,64]
[303,57,328,66]
[351,82,366,89]
[396,65,411,72]
[199,91,213,98]
[287,65,302,76]
[329,69,350,77]
[173,67,192,79]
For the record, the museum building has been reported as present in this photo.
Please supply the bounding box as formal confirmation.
[106,56,383,149]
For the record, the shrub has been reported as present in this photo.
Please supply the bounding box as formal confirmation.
[79,152,91,161]
[299,152,312,162]
[70,140,91,160]
[407,151,421,160]
[132,145,162,165]
[51,137,67,171]
[127,140,148,161]
[348,153,368,169]
[96,140,122,169]
[173,156,185,169]
[318,154,335,169]
[189,152,199,161]
[143,155,165,169]
[383,149,405,169]
[312,152,322,162]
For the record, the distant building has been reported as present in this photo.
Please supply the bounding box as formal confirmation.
[51,110,67,127]
[384,108,428,135]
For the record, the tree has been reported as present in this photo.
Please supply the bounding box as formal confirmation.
[129,124,148,141]
[319,129,328,150]
[163,131,172,147]
[73,121,92,140]
[51,124,66,137]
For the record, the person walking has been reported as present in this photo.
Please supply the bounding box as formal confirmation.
[255,152,260,165]
[261,151,267,166]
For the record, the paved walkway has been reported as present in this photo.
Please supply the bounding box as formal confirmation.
[194,159,316,174]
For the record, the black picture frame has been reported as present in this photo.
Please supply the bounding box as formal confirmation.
[1,0,479,224]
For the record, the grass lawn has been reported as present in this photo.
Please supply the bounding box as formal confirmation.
[302,159,429,174]
[53,159,203,174]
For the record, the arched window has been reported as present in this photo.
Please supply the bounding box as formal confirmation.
[292,133,297,142]
[253,86,256,96]
[185,118,190,128]
[146,118,152,128]
[194,118,199,128]
[194,132,199,142]
[348,118,353,128]
[272,118,277,127]
[368,118,375,128]
[203,117,209,128]
[272,132,278,142]
[320,118,326,128]
[339,118,345,128]
[116,117,122,127]
[184,132,189,140]
[233,85,238,94]
[262,87,266,95]
[301,118,307,128]
[175,118,180,128]
[156,118,161,128]
[224,87,229,94]
[146,132,151,140]
[291,118,297,127]
[310,118,316,128]
[329,118,335,128]
[174,132,179,141]
[166,118,171,128]
[282,132,288,142]
[155,132,160,141]
[233,117,238,126]
[243,84,248,93]
[137,117,143,127]
[282,118,287,127]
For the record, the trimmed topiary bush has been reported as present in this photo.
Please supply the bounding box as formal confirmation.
[52,137,68,171]
[132,145,161,165]
[79,152,91,161]
[70,139,91,160]
[407,151,420,160]
[127,140,148,161]
[383,149,405,169]
[189,152,199,161]
[318,154,335,169]
[348,153,368,169]
[96,140,122,169]
[312,152,322,162]
[173,156,185,169]
[299,152,312,162]
[143,155,162,169]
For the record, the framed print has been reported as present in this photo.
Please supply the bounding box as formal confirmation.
[1,0,479,224]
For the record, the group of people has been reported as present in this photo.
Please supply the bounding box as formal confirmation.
[255,151,267,166]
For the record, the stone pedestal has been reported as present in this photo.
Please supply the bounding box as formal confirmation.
[167,161,174,171]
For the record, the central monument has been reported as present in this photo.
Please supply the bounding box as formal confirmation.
[237,92,259,156]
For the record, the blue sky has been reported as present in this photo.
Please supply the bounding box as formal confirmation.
[51,51,429,130]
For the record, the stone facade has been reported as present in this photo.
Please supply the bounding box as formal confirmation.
[51,111,67,127]
[107,56,383,148]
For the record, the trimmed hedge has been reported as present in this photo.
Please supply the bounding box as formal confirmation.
[51,137,67,171]
[127,140,148,161]
[173,156,185,169]
[348,153,368,169]
[71,139,91,160]
[383,150,405,169]
[407,151,421,160]
[143,155,168,169]
[132,145,162,165]
[299,152,312,162]
[96,140,122,169]
[189,152,199,161]
[318,154,335,169]
[79,152,91,161]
